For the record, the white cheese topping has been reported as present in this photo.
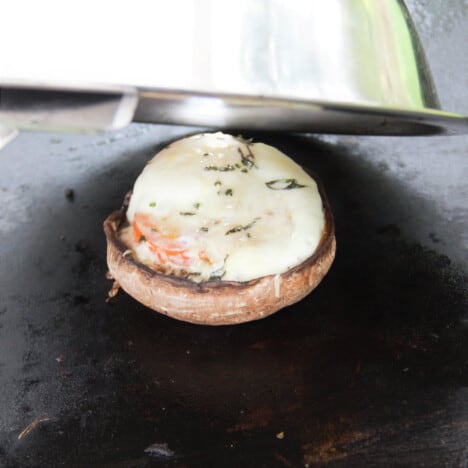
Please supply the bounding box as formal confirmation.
[120,132,325,283]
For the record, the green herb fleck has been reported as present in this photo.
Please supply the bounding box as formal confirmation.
[140,235,146,243]
[225,189,233,196]
[265,178,307,190]
[200,227,209,232]
[179,211,196,216]
[151,228,158,233]
[149,201,157,207]
[241,168,248,173]
[238,147,257,169]
[225,217,260,235]
[214,180,222,186]
[205,165,235,172]
[194,202,201,209]
[209,273,225,281]
[208,254,229,280]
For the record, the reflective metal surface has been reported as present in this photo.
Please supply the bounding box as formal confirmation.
[134,89,468,135]
[0,84,138,133]
[0,124,18,151]
[1,0,468,135]
[132,0,467,135]
[159,0,439,110]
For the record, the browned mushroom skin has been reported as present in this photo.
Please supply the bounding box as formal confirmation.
[103,172,335,325]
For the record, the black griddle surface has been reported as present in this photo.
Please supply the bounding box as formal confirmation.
[1,124,467,467]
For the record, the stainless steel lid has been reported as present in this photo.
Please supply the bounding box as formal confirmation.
[133,0,468,136]
[1,0,467,141]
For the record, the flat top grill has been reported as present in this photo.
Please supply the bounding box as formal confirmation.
[0,1,467,466]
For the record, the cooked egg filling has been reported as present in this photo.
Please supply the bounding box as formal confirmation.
[120,132,325,282]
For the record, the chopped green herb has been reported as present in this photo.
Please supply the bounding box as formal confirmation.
[265,178,307,190]
[151,228,158,233]
[238,147,257,169]
[208,254,229,280]
[209,273,225,281]
[225,217,260,235]
[149,201,157,207]
[200,227,209,232]
[225,189,233,196]
[241,168,248,173]
[246,145,257,164]
[193,202,201,209]
[179,211,196,216]
[203,152,210,157]
[205,165,236,172]
[140,235,146,243]
[214,180,222,186]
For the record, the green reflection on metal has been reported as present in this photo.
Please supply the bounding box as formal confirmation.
[350,0,424,109]
[387,0,424,108]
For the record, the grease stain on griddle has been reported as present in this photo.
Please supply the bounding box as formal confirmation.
[64,188,75,201]
[144,442,175,458]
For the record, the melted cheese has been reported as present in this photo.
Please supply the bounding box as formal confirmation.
[120,132,325,282]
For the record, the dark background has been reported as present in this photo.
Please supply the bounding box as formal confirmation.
[1,1,467,466]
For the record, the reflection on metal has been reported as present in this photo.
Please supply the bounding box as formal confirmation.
[0,125,18,150]
[135,89,468,136]
[181,0,439,110]
[1,0,468,135]
[134,0,466,135]
[0,84,138,132]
